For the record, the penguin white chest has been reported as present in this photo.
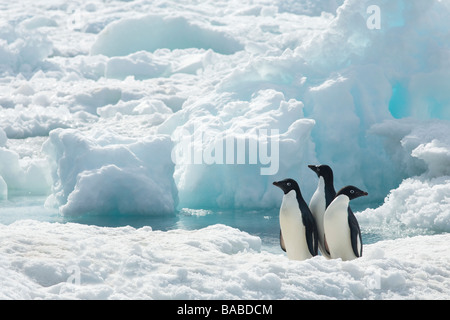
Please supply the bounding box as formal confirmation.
[310,177,326,219]
[279,190,311,261]
[323,195,356,261]
[309,177,330,259]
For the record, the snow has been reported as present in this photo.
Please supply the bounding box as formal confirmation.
[358,176,450,235]
[0,221,448,300]
[0,0,449,299]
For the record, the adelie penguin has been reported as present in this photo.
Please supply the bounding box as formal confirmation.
[273,179,318,261]
[323,186,368,261]
[308,164,336,259]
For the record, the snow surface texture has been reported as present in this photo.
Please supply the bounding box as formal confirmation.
[0,0,450,299]
[0,221,448,299]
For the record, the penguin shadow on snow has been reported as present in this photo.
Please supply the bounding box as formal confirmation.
[273,165,368,262]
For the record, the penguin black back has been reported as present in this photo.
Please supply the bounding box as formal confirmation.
[273,179,319,256]
[308,164,336,207]
[335,186,368,257]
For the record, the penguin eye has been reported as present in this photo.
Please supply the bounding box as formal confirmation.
[350,190,355,194]
[287,182,291,187]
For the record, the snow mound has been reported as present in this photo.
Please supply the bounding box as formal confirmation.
[0,21,53,75]
[43,128,177,216]
[360,118,450,235]
[358,176,450,235]
[105,51,171,80]
[103,49,218,80]
[91,15,244,57]
[0,105,72,139]
[0,220,448,299]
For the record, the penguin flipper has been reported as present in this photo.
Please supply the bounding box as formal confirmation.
[280,230,286,252]
[304,219,318,256]
[348,207,362,257]
[323,234,331,256]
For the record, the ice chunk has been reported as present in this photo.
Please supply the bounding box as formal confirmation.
[359,119,450,234]
[20,16,58,30]
[105,51,170,80]
[97,99,172,117]
[91,15,243,57]
[370,119,450,179]
[412,139,450,178]
[0,105,73,139]
[0,145,51,196]
[0,25,53,75]
[43,128,177,216]
[61,164,175,216]
[74,87,122,115]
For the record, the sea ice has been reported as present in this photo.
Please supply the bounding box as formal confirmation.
[0,221,448,299]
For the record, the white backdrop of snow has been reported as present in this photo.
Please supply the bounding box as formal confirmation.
[0,0,449,299]
[0,221,448,299]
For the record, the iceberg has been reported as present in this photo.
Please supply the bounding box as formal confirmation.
[43,128,177,216]
[159,89,317,209]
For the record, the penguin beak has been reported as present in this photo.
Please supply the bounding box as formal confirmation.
[308,165,319,175]
[273,181,283,190]
[358,190,369,197]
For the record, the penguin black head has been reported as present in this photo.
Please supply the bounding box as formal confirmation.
[336,186,368,200]
[273,178,300,195]
[308,164,333,181]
